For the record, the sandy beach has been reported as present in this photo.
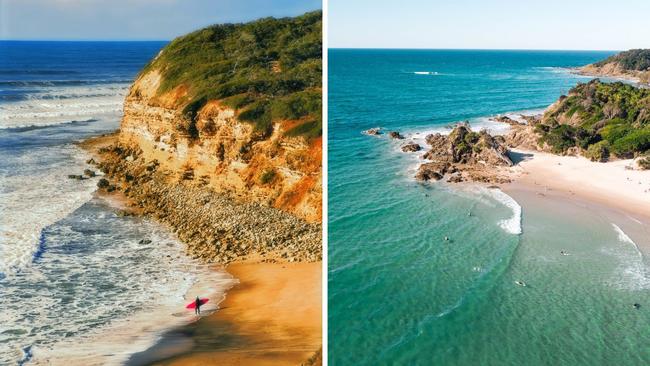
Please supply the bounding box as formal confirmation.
[128,261,322,366]
[505,148,650,249]
[507,149,650,216]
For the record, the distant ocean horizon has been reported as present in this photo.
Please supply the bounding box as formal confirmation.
[328,49,650,365]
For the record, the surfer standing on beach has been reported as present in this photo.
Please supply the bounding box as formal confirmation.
[195,296,202,315]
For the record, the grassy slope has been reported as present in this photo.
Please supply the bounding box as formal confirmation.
[537,79,650,160]
[141,11,322,140]
[594,49,650,72]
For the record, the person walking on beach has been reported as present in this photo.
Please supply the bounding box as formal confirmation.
[195,296,202,315]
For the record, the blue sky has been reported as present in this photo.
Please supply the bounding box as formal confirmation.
[329,0,650,50]
[0,0,321,40]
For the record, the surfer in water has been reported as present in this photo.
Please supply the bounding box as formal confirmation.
[195,296,202,315]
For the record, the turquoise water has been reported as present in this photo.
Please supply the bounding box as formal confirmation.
[328,50,650,365]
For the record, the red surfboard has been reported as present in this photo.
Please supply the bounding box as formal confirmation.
[186,298,209,309]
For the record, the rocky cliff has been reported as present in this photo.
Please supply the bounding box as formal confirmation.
[118,67,322,223]
[88,12,322,263]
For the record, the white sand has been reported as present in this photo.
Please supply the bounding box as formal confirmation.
[507,149,650,218]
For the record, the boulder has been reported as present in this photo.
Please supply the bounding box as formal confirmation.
[401,142,422,152]
[388,131,404,139]
[83,169,96,177]
[364,127,382,136]
[97,178,110,188]
[415,162,450,181]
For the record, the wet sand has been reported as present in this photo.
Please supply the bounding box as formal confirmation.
[127,261,322,366]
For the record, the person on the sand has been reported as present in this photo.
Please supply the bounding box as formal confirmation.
[195,296,202,315]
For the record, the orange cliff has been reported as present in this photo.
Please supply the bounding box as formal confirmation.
[117,69,322,223]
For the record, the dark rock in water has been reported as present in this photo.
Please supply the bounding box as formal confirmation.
[401,142,421,152]
[68,174,84,180]
[389,131,404,139]
[138,238,152,245]
[107,185,116,192]
[364,127,382,136]
[97,178,110,188]
[83,169,96,177]
[416,162,450,181]
[86,158,96,165]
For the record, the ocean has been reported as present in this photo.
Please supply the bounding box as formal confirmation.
[328,49,650,365]
[0,41,234,364]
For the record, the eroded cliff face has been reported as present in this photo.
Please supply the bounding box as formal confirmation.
[117,69,322,223]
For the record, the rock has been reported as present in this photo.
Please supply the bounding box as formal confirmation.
[97,178,110,188]
[86,158,96,165]
[417,125,513,183]
[68,174,84,180]
[388,131,404,139]
[492,115,526,126]
[447,174,463,183]
[415,162,449,181]
[83,169,96,177]
[401,142,422,152]
[363,127,382,136]
[138,238,152,245]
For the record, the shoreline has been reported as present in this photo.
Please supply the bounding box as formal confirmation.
[76,132,322,364]
[503,148,650,250]
[127,261,322,366]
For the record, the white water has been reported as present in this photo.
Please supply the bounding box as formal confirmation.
[0,203,236,365]
[0,84,128,129]
[0,145,99,275]
[610,223,649,290]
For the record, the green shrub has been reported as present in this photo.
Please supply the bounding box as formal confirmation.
[610,128,650,157]
[585,140,610,162]
[539,125,578,154]
[259,168,276,184]
[638,156,650,170]
[285,119,322,139]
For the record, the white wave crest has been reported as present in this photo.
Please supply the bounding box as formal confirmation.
[610,223,648,290]
[485,188,522,235]
[414,71,439,75]
[0,84,127,129]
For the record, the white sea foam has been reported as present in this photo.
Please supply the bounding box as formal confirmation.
[0,209,237,365]
[0,84,127,129]
[0,145,98,275]
[483,188,522,235]
[414,71,439,75]
[610,223,649,290]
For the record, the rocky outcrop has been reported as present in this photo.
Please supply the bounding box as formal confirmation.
[93,145,321,263]
[117,69,322,223]
[415,125,513,183]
